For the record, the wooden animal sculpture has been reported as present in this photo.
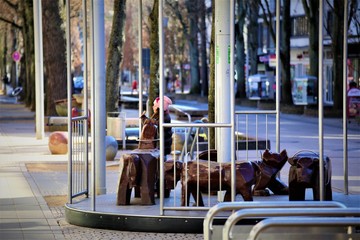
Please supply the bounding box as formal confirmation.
[252,149,289,196]
[161,160,183,198]
[117,152,159,205]
[116,154,141,205]
[138,113,158,149]
[288,150,332,201]
[181,160,256,206]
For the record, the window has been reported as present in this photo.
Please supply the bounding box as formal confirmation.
[291,16,309,37]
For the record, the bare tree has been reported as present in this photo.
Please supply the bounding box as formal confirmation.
[148,0,159,115]
[259,0,292,104]
[301,0,319,79]
[186,0,200,94]
[235,0,246,98]
[248,1,259,76]
[208,0,215,149]
[329,0,344,111]
[0,0,36,109]
[105,0,127,113]
[199,0,208,96]
[42,0,67,116]
[324,0,358,111]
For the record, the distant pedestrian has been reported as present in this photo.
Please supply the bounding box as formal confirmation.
[152,96,173,158]
[131,80,138,94]
[349,81,357,89]
[2,74,9,85]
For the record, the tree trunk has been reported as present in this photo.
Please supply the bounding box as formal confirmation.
[280,0,292,104]
[331,0,344,111]
[301,0,319,78]
[187,0,200,94]
[2,26,7,92]
[248,2,258,75]
[10,26,17,88]
[42,0,67,116]
[22,0,35,110]
[148,0,159,116]
[235,0,246,98]
[208,0,215,149]
[106,0,127,113]
[200,0,208,97]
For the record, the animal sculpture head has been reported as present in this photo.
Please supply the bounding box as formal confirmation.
[261,149,288,169]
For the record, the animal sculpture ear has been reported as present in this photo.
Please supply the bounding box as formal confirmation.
[288,157,297,166]
[261,149,269,157]
[280,149,288,160]
[176,161,183,171]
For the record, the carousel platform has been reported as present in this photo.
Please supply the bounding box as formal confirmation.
[64,186,360,233]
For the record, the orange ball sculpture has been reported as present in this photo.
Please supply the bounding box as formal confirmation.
[48,131,68,154]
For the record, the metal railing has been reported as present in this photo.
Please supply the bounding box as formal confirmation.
[223,207,360,240]
[247,216,360,240]
[66,0,90,204]
[160,110,278,211]
[68,117,89,202]
[235,110,277,160]
[203,201,347,240]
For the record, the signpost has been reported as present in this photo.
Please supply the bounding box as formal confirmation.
[12,51,21,62]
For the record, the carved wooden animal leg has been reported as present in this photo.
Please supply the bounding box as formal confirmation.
[325,181,333,200]
[139,154,158,205]
[117,154,139,205]
[289,182,306,201]
[134,186,141,198]
[190,187,205,206]
[267,177,289,195]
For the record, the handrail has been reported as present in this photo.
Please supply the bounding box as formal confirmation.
[203,201,346,240]
[235,110,277,115]
[163,122,232,128]
[223,208,360,240]
[169,105,192,123]
[247,217,360,240]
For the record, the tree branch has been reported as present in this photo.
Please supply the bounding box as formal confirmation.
[0,15,22,29]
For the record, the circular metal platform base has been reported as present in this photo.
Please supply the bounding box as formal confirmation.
[65,205,206,233]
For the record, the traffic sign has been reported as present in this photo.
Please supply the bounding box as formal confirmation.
[12,51,21,62]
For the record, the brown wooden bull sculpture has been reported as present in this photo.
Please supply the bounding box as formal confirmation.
[180,149,288,206]
[181,160,256,206]
[252,149,289,196]
[116,154,141,205]
[288,151,332,201]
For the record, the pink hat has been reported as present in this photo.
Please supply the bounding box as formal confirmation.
[153,96,172,111]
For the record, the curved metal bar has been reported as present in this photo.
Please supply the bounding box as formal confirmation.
[223,208,360,240]
[203,201,346,240]
[247,217,360,240]
[163,123,232,128]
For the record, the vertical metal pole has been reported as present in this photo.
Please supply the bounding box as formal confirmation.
[65,0,73,204]
[229,0,235,202]
[138,0,143,131]
[159,0,165,215]
[33,0,45,140]
[318,0,325,201]
[343,0,349,195]
[89,0,96,211]
[93,0,106,196]
[215,0,231,164]
[82,0,89,198]
[275,0,280,153]
[66,0,73,204]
